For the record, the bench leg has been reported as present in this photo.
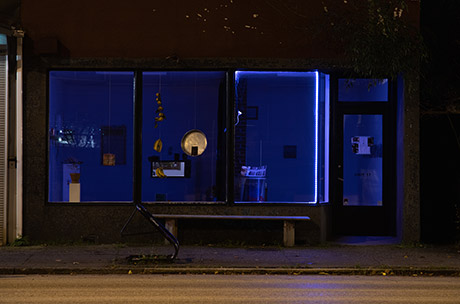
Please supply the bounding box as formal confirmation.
[165,219,178,245]
[283,220,295,247]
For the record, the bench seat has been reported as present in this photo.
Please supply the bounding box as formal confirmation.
[153,214,311,247]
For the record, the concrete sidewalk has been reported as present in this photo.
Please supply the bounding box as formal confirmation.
[1,243,460,276]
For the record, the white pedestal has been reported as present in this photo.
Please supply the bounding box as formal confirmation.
[69,183,80,202]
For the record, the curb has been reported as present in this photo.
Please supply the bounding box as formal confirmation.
[1,267,460,276]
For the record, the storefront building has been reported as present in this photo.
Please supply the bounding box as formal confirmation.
[0,0,421,245]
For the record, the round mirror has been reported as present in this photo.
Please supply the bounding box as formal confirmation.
[181,129,207,157]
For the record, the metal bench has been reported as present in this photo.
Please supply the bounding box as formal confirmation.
[153,214,311,247]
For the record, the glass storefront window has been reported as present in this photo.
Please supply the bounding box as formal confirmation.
[141,72,226,202]
[338,79,388,102]
[48,71,134,202]
[234,71,328,203]
[48,70,329,204]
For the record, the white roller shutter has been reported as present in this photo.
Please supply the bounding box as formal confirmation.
[0,48,7,245]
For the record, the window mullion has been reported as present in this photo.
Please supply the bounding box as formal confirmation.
[132,71,143,204]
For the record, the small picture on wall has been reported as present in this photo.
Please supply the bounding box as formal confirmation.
[101,125,127,165]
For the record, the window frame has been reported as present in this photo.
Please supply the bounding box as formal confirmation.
[138,70,229,204]
[46,69,329,206]
[232,70,329,205]
[47,70,136,204]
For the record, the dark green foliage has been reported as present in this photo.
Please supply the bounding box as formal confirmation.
[9,235,30,247]
[322,0,426,80]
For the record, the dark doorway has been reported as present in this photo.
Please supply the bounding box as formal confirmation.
[331,77,396,236]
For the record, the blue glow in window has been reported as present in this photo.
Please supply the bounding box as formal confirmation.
[338,79,388,102]
[141,71,226,202]
[234,71,327,204]
[48,71,134,202]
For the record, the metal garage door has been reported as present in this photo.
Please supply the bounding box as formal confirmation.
[0,38,7,245]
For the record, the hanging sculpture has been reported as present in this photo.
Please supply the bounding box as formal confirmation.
[154,92,165,128]
[153,92,167,178]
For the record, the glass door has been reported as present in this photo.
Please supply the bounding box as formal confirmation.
[332,78,396,236]
[343,114,383,207]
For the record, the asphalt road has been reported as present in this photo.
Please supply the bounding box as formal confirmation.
[1,274,460,303]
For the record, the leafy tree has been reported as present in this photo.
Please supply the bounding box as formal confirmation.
[320,0,425,81]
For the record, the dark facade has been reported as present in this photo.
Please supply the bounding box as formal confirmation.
[0,0,421,245]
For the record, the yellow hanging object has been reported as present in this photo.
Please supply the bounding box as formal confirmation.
[155,167,167,178]
[154,138,163,152]
[155,92,164,122]
[156,92,162,105]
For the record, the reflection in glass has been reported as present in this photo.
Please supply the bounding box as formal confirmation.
[48,71,134,202]
[343,115,383,206]
[338,79,388,102]
[234,71,326,203]
[141,71,226,202]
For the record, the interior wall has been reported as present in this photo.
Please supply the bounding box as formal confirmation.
[48,72,134,202]
[242,74,316,202]
[141,72,224,202]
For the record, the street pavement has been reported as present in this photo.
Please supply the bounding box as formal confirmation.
[1,242,460,276]
[3,275,460,303]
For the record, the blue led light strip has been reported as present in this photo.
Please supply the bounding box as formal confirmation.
[315,71,319,203]
[234,70,320,204]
